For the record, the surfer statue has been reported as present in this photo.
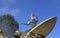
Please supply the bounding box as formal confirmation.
[21,13,38,29]
[0,13,57,38]
[21,13,46,38]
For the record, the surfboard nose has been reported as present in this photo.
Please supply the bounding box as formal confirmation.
[50,16,57,21]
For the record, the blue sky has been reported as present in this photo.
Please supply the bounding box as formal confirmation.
[0,0,60,38]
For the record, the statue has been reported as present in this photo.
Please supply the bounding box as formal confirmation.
[0,13,57,38]
[21,13,38,29]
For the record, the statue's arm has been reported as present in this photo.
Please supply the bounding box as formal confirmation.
[21,23,29,25]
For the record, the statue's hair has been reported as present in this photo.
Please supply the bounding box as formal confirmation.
[0,14,14,21]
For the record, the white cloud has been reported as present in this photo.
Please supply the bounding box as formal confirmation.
[2,0,16,4]
[0,0,16,7]
[0,8,20,16]
[0,0,20,16]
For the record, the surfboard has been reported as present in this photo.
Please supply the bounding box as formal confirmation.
[27,16,57,37]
